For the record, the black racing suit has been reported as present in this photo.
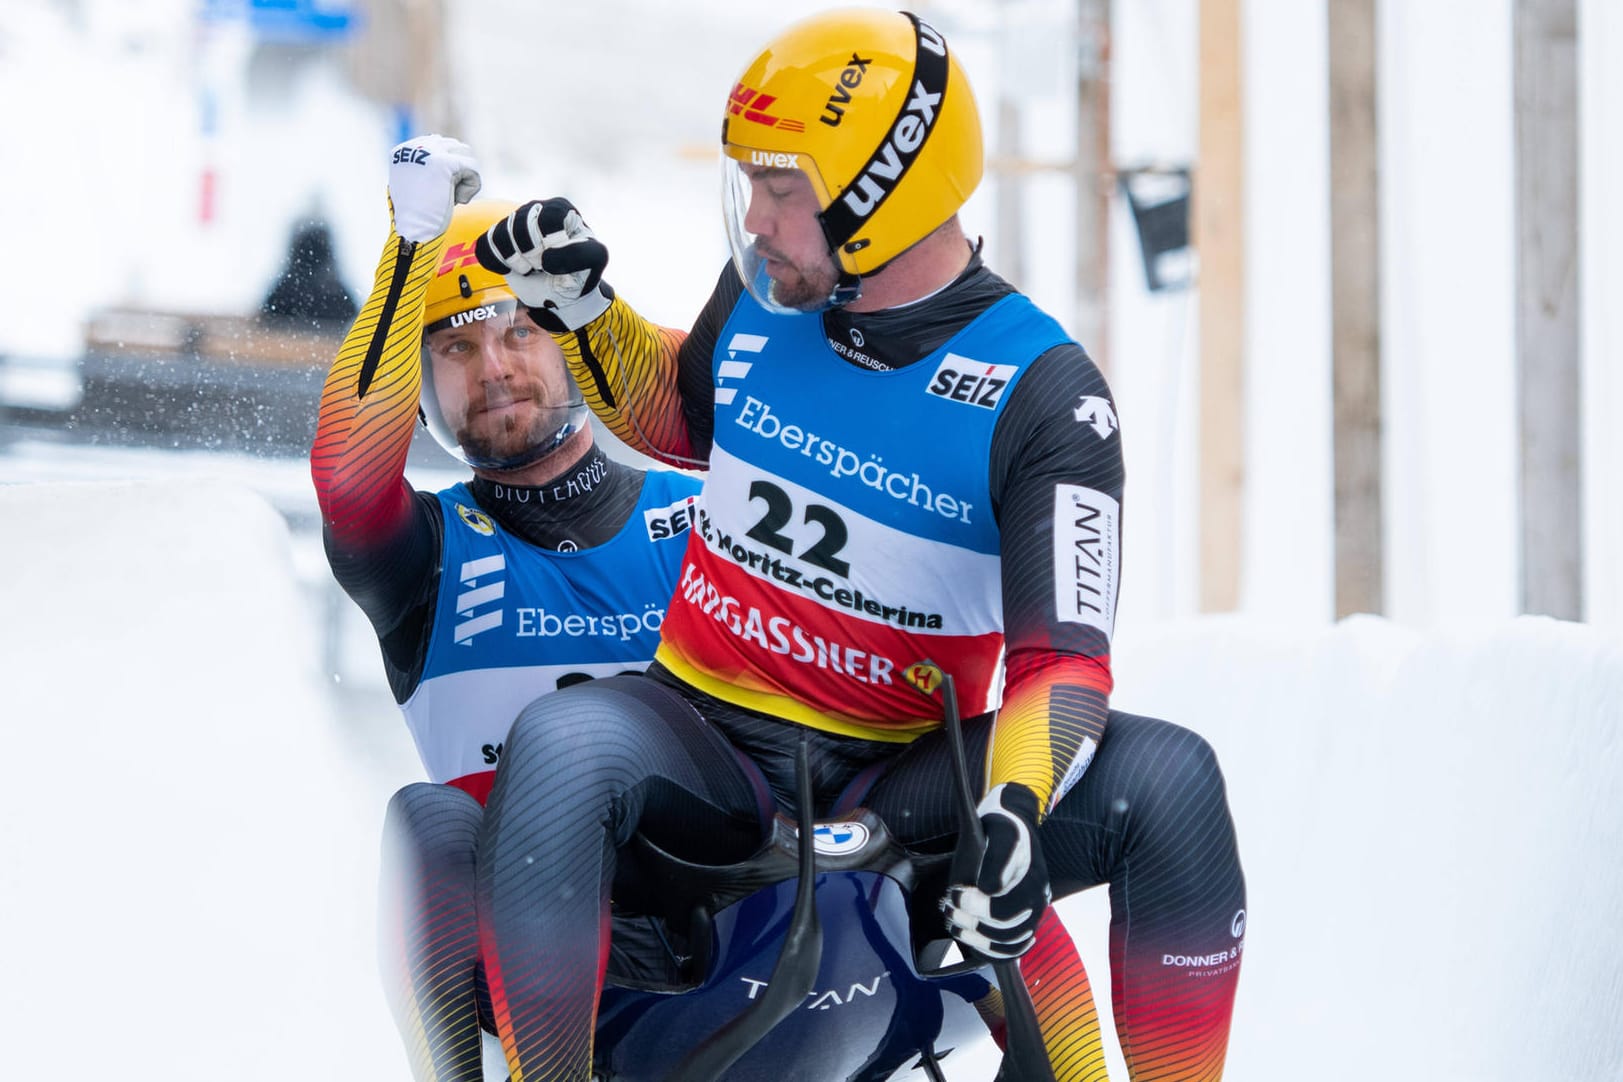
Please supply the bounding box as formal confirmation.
[473,251,1247,1082]
[313,216,699,1082]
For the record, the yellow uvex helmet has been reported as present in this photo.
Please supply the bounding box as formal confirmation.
[425,199,518,327]
[721,8,983,280]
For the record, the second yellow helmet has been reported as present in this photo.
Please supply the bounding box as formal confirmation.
[424,199,519,327]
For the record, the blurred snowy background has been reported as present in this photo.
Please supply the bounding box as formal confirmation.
[1,0,1620,1079]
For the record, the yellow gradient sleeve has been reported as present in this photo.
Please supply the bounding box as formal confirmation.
[558,294,695,466]
[986,650,1112,820]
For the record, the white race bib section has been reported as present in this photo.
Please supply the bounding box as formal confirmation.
[0,480,396,1078]
[696,442,1004,637]
[2,480,1619,1081]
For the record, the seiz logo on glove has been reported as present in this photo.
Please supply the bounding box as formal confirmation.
[474,198,613,332]
[387,134,482,244]
[941,782,1052,961]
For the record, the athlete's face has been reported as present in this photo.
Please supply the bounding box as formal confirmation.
[425,305,575,463]
[739,164,840,311]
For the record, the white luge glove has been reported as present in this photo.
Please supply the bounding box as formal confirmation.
[387,134,482,243]
[474,198,612,331]
[941,782,1052,961]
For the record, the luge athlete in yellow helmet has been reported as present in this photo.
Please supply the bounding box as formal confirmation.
[311,137,707,1081]
[466,10,1245,1080]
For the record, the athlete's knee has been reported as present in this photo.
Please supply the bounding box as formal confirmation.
[504,678,647,766]
[387,780,484,821]
[382,782,483,865]
[1108,718,1242,885]
[495,676,690,813]
[1114,715,1229,805]
[379,784,481,950]
[1150,719,1226,797]
[1051,715,1238,865]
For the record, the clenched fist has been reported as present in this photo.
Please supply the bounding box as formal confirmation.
[475,198,612,331]
[941,782,1052,960]
[387,134,482,244]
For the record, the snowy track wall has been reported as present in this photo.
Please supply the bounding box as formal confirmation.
[2,480,1617,1080]
[1107,617,1623,1080]
[0,480,395,1079]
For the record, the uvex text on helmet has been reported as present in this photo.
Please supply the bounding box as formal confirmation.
[720,8,983,278]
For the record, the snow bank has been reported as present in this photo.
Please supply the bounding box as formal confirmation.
[0,480,395,1078]
[1106,616,1623,1080]
[2,479,1618,1080]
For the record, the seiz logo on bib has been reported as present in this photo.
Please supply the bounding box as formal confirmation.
[644,495,700,541]
[926,355,1017,409]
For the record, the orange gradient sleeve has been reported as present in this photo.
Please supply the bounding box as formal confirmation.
[310,227,447,549]
[1026,907,1111,1081]
[558,294,695,466]
[987,648,1113,818]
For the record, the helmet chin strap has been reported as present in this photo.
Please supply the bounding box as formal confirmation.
[828,273,863,309]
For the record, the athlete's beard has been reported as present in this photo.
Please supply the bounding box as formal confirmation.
[758,242,840,312]
[456,385,570,464]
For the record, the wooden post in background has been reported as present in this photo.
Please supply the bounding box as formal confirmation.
[1196,0,1245,612]
[1075,0,1112,369]
[1514,0,1583,620]
[996,89,1029,290]
[1329,0,1384,617]
[346,0,458,136]
[996,0,1029,292]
